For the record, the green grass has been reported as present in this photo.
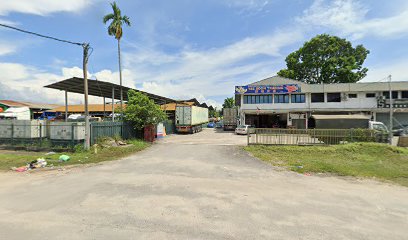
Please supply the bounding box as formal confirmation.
[0,139,150,171]
[244,142,408,187]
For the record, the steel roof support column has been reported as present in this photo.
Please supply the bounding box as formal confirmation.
[112,87,115,122]
[65,90,68,122]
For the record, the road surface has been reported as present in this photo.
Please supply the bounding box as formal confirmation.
[0,129,407,239]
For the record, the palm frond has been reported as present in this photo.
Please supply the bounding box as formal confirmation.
[111,2,121,18]
[103,13,114,24]
[122,15,131,26]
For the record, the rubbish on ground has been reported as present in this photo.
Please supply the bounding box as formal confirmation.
[12,166,29,172]
[35,158,47,168]
[11,158,47,172]
[59,155,70,162]
[296,165,304,169]
[45,151,56,155]
[117,140,127,145]
[304,173,312,176]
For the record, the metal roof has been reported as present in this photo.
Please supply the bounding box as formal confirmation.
[49,104,122,113]
[44,77,175,104]
[0,100,60,110]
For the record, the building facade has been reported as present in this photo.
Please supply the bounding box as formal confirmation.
[235,76,408,129]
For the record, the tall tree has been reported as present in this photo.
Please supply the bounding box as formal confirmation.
[103,1,131,111]
[278,34,369,84]
[222,97,235,109]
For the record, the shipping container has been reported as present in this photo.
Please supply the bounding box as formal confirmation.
[175,105,208,133]
[0,120,46,139]
[223,108,238,130]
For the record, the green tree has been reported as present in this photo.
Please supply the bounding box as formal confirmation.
[124,90,167,130]
[222,97,235,108]
[103,1,131,110]
[278,34,369,84]
[209,108,220,118]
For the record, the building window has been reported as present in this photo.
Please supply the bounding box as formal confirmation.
[348,93,357,98]
[402,91,408,99]
[244,95,273,104]
[366,93,376,98]
[274,94,289,103]
[327,93,341,102]
[291,94,305,103]
[383,91,398,99]
[311,93,325,103]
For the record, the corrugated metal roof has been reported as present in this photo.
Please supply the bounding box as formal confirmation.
[0,100,60,110]
[160,102,193,111]
[44,77,175,104]
[48,104,122,113]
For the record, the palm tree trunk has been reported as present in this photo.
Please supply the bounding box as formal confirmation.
[118,39,123,114]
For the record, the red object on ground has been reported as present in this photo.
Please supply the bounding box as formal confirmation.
[0,107,3,113]
[144,125,156,142]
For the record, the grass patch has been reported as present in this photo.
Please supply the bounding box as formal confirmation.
[244,142,408,187]
[0,139,150,171]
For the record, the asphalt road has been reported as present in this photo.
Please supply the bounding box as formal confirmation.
[0,128,407,239]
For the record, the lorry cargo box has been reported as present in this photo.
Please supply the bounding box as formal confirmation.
[223,108,238,130]
[175,105,208,134]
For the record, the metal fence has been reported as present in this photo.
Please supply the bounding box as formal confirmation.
[90,121,142,145]
[247,128,389,145]
[0,120,142,150]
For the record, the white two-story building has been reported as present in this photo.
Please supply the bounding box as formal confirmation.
[235,76,408,129]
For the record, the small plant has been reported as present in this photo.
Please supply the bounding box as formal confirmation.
[74,144,86,153]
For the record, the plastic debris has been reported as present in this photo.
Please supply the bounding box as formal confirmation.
[59,155,70,162]
[11,158,47,172]
[45,151,56,155]
[12,166,29,172]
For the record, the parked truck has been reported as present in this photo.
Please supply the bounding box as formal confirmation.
[223,108,238,131]
[175,105,208,133]
[309,115,389,143]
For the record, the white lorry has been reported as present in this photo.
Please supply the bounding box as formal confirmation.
[175,105,209,133]
[0,107,31,120]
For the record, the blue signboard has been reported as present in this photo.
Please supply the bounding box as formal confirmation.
[235,84,300,94]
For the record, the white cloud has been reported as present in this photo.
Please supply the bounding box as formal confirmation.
[298,0,408,39]
[124,30,302,106]
[0,0,96,16]
[222,0,270,13]
[0,62,117,105]
[361,58,408,83]
[0,42,17,56]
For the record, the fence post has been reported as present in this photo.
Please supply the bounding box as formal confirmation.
[247,131,250,145]
[11,122,14,145]
[39,123,42,147]
[71,123,75,147]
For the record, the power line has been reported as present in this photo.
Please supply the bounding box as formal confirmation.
[0,23,83,46]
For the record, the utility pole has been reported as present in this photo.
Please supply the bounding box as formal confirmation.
[83,43,91,150]
[388,75,393,145]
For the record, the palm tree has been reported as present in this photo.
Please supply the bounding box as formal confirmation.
[103,1,131,112]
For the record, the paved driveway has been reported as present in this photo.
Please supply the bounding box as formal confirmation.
[0,129,407,239]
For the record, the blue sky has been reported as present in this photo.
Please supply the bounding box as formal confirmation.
[0,0,408,108]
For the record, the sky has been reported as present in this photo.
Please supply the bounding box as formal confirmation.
[0,0,408,109]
